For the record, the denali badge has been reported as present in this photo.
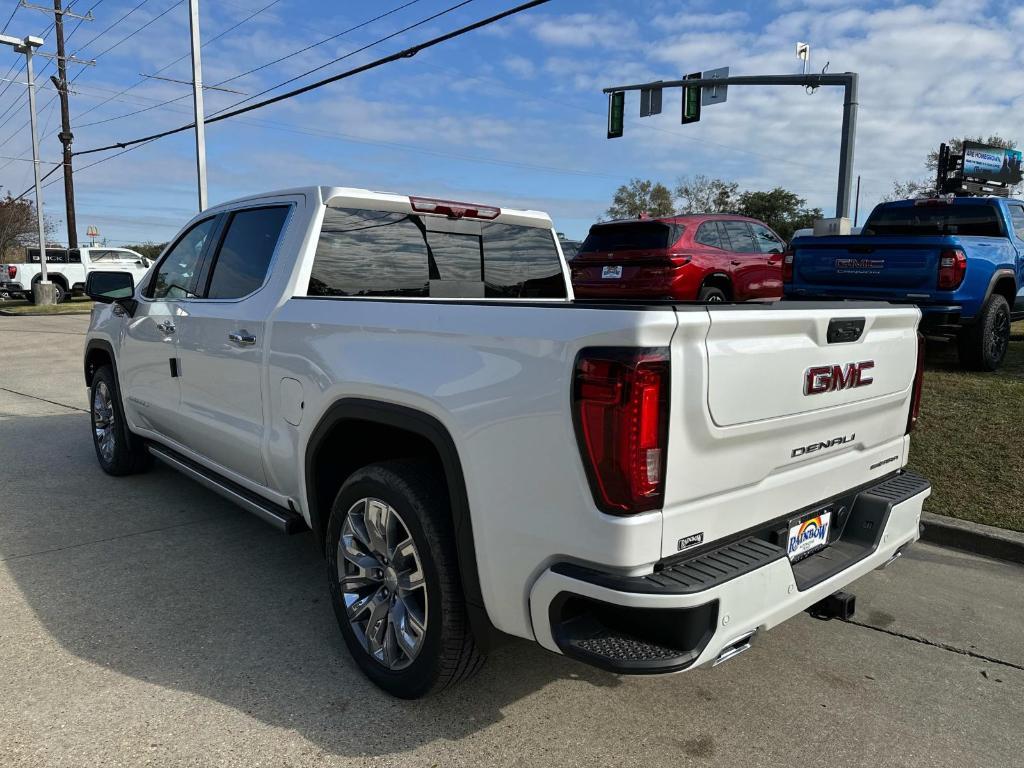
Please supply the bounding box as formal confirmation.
[804,361,874,395]
[677,532,704,551]
[791,433,855,458]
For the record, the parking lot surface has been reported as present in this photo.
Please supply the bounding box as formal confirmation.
[2,315,1023,768]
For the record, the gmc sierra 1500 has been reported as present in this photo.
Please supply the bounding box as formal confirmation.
[83,186,930,698]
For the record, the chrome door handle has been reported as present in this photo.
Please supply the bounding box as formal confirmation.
[228,330,257,346]
[156,321,175,334]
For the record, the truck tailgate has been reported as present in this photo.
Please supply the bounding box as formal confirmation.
[792,236,955,290]
[660,303,920,559]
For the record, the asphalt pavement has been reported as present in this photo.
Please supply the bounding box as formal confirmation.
[1,314,1022,768]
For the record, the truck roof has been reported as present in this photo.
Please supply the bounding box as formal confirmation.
[880,196,1022,208]
[207,185,554,230]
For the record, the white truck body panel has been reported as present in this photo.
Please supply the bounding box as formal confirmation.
[84,185,928,679]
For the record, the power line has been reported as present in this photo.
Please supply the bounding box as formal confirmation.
[0,0,279,174]
[76,0,499,155]
[18,0,552,198]
[1,1,18,34]
[87,0,182,59]
[75,0,424,129]
[72,0,284,125]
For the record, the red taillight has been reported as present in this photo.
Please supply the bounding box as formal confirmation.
[409,196,500,220]
[6,265,15,280]
[572,348,670,514]
[937,248,966,290]
[782,252,794,282]
[906,332,925,434]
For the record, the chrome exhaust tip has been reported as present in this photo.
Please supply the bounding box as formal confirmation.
[712,630,756,667]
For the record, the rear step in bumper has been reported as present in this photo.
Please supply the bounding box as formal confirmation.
[530,472,929,674]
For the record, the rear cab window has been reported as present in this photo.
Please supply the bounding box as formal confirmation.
[864,203,1005,237]
[308,207,567,300]
[578,221,683,254]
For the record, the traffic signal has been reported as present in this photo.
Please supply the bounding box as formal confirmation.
[640,83,663,117]
[681,71,701,124]
[607,91,625,138]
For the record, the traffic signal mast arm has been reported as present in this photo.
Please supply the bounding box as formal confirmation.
[603,71,859,219]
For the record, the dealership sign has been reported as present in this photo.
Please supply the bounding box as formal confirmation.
[962,142,1023,185]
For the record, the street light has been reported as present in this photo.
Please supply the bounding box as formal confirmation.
[0,33,54,304]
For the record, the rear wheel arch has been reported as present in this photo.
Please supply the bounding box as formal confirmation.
[989,271,1017,307]
[304,398,494,645]
[700,272,733,299]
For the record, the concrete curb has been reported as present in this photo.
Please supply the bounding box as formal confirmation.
[921,511,1024,565]
[0,309,91,316]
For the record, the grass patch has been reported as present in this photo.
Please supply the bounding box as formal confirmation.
[908,321,1024,532]
[0,297,93,314]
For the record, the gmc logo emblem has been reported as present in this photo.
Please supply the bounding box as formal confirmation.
[804,361,874,395]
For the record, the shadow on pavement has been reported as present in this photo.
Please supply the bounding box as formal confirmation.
[0,411,621,758]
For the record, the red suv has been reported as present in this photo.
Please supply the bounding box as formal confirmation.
[570,214,789,302]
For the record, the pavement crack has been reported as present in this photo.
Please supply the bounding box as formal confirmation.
[845,618,1024,672]
[0,386,88,413]
[0,517,222,563]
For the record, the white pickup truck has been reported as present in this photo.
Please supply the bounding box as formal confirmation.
[82,186,930,698]
[2,246,151,303]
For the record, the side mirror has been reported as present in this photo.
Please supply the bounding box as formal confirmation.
[86,270,135,306]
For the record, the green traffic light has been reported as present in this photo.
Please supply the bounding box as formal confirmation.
[607,91,625,139]
[681,71,701,124]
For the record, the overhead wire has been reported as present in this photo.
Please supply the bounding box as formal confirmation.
[74,0,425,129]
[16,0,553,198]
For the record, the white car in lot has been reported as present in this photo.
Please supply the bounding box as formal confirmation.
[82,186,930,698]
[2,246,151,303]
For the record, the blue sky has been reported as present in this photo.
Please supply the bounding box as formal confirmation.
[0,0,1020,245]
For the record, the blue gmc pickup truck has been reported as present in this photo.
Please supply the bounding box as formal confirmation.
[784,197,1024,371]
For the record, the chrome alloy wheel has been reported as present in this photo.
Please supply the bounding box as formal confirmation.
[92,380,116,463]
[338,498,428,670]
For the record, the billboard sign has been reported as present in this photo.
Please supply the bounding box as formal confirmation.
[962,142,1023,185]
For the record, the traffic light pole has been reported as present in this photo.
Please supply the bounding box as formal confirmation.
[603,72,859,219]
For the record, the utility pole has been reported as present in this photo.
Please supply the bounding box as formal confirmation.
[21,0,93,250]
[53,0,79,248]
[188,0,208,211]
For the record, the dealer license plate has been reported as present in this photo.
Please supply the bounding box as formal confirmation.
[787,509,832,561]
[601,265,623,279]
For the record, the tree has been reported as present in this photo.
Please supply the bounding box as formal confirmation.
[605,178,674,220]
[674,175,739,214]
[887,134,1020,202]
[123,242,168,260]
[879,178,931,203]
[0,195,55,262]
[736,187,822,241]
[926,134,1016,171]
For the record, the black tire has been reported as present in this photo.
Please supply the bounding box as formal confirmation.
[957,293,1011,372]
[698,285,727,303]
[326,460,484,698]
[89,365,153,475]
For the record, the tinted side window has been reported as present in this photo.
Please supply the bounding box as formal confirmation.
[309,208,428,297]
[722,221,758,253]
[148,218,217,299]
[695,222,724,248]
[1008,205,1024,239]
[750,223,785,253]
[205,207,289,299]
[482,223,566,298]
